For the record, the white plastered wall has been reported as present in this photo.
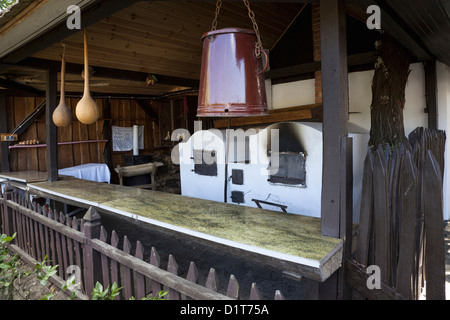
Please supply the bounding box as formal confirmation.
[437,61,450,220]
[271,63,429,138]
[270,62,450,219]
[271,79,316,109]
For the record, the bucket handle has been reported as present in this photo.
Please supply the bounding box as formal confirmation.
[257,49,269,75]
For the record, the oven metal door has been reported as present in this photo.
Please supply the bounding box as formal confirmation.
[268,152,306,186]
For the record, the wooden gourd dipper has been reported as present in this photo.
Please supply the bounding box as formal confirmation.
[75,30,99,125]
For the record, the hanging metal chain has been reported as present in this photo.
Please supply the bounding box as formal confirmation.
[211,0,222,31]
[242,0,263,58]
[210,0,264,57]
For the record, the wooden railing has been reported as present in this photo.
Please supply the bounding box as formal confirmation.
[0,187,285,300]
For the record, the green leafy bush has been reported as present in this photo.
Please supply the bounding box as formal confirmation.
[1,232,168,300]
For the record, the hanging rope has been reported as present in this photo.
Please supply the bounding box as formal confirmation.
[210,0,263,57]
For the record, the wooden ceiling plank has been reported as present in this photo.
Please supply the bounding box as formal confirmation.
[131,1,297,47]
[94,17,201,50]
[32,43,200,78]
[111,8,207,42]
[33,52,198,80]
[90,21,202,54]
[84,26,202,61]
[181,2,297,48]
[81,35,201,65]
[352,0,433,60]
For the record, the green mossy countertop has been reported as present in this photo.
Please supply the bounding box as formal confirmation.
[28,178,343,282]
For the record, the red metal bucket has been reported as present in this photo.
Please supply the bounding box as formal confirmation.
[197,28,269,117]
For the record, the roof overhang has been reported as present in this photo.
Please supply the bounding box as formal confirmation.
[1,0,449,65]
[0,0,97,60]
[349,0,450,65]
[0,0,449,97]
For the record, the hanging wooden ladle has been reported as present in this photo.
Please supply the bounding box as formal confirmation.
[52,43,72,127]
[75,29,99,125]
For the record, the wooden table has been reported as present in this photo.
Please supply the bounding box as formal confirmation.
[27,178,342,283]
[58,163,111,183]
[0,171,48,184]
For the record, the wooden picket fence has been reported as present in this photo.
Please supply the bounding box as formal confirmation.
[0,188,285,300]
[347,127,446,300]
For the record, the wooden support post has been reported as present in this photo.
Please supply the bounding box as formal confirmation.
[45,68,58,181]
[319,0,350,299]
[1,184,14,236]
[102,99,112,170]
[424,59,438,129]
[339,136,353,299]
[319,138,353,300]
[319,0,349,236]
[170,99,175,134]
[82,206,102,296]
[0,95,10,172]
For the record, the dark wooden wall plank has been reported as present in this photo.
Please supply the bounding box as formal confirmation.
[423,151,445,300]
[0,95,9,172]
[396,151,418,299]
[23,97,39,171]
[71,99,82,168]
[58,98,74,169]
[88,99,101,163]
[372,149,390,285]
[14,98,28,172]
[350,128,446,300]
[77,121,90,165]
[356,150,374,266]
[4,95,175,175]
[7,97,18,171]
[36,97,47,172]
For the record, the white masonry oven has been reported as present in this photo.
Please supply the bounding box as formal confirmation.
[179,121,369,221]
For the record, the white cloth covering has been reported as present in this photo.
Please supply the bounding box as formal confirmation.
[58,163,111,183]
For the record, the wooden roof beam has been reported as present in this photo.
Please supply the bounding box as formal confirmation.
[3,57,199,88]
[265,51,377,80]
[0,78,43,95]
